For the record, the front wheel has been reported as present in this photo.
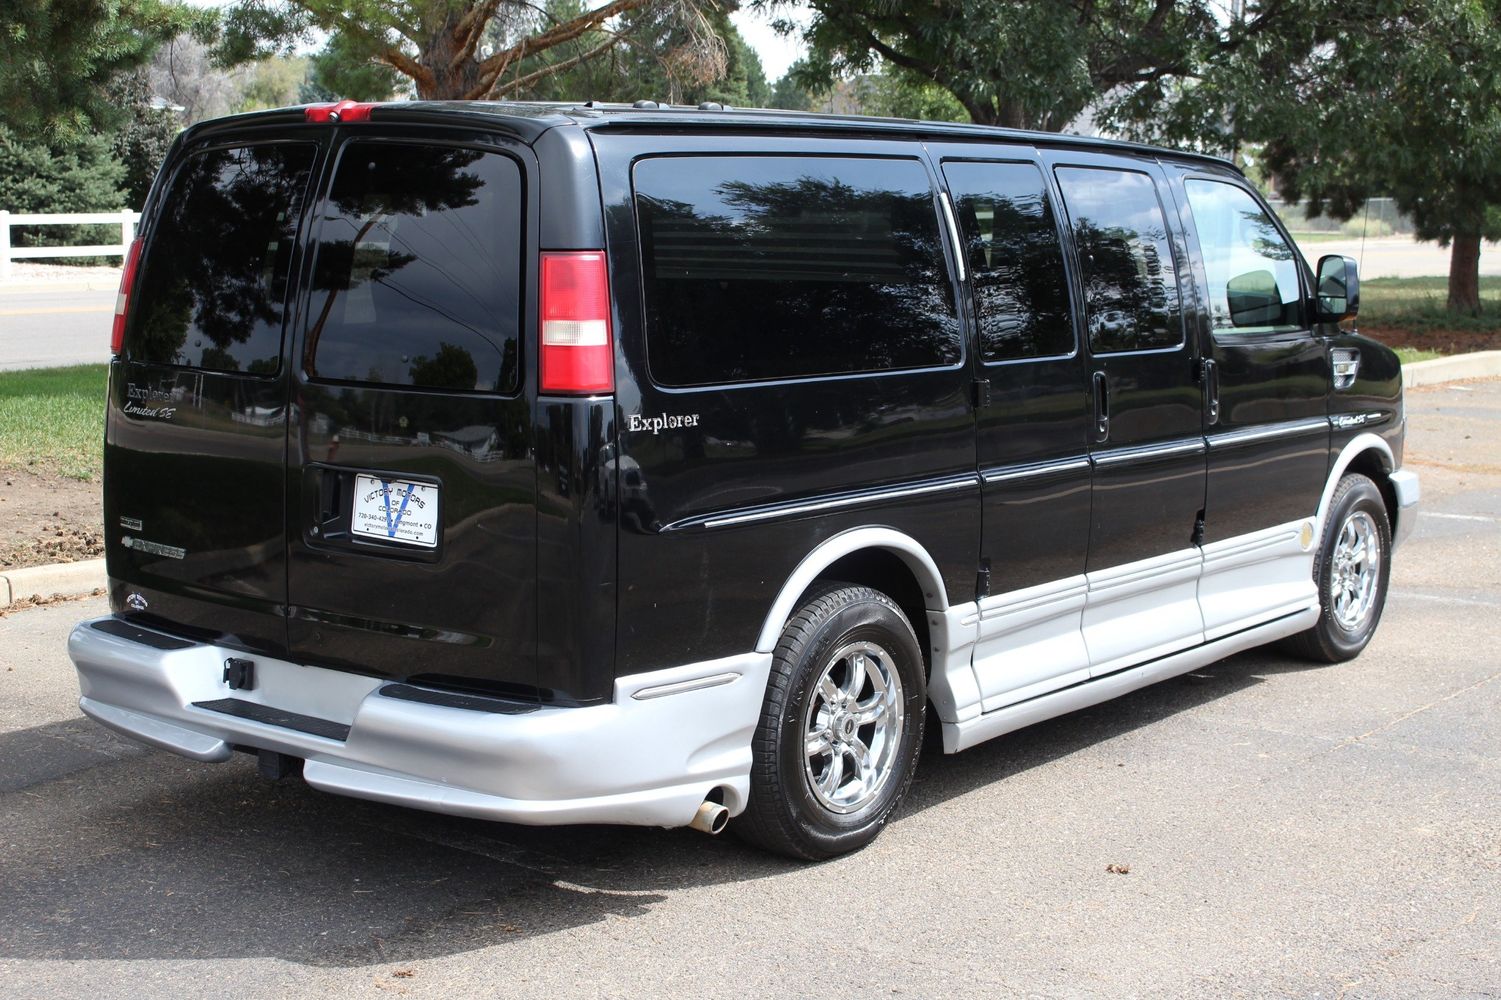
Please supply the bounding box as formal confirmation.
[1284,473,1392,663]
[735,584,926,860]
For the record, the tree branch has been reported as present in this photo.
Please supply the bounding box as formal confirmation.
[473,0,649,78]
[491,33,626,98]
[381,46,433,93]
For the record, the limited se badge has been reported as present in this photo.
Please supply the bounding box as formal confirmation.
[351,474,440,548]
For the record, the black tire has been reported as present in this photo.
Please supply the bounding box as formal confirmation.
[1283,473,1392,663]
[734,584,927,860]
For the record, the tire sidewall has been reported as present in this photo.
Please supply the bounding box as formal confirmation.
[773,594,926,855]
[1315,477,1392,658]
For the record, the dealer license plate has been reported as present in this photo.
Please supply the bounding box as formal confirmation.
[351,474,440,548]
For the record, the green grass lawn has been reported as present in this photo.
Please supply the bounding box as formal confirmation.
[1290,231,1359,244]
[1391,346,1444,364]
[0,364,108,481]
[1359,276,1501,334]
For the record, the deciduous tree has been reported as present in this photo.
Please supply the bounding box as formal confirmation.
[1109,0,1501,314]
[771,0,1292,130]
[218,0,725,102]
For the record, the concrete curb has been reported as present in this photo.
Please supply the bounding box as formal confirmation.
[0,558,105,607]
[1404,350,1501,388]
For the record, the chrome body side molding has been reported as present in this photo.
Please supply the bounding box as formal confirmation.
[981,456,1091,484]
[1089,437,1206,467]
[1206,417,1330,449]
[666,475,980,532]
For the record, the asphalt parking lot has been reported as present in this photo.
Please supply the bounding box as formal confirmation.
[1,381,1497,999]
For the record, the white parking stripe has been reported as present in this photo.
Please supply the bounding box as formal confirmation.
[1422,511,1497,522]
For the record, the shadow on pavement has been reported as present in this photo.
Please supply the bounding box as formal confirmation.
[0,645,1331,967]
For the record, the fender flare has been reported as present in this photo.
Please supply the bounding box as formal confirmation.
[1316,432,1395,532]
[754,527,951,653]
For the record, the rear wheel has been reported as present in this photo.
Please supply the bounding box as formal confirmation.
[1284,473,1392,662]
[735,584,926,860]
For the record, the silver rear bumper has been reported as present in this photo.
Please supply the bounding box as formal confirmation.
[69,618,768,828]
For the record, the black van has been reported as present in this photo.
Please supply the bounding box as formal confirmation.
[69,100,1419,859]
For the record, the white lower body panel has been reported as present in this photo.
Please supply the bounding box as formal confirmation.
[942,605,1318,753]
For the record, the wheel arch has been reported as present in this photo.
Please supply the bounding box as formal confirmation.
[1318,434,1398,535]
[754,528,950,664]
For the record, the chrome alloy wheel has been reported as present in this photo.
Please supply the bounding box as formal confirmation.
[802,640,905,814]
[1330,510,1383,632]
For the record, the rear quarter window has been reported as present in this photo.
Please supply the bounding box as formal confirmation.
[127,142,316,373]
[634,155,960,387]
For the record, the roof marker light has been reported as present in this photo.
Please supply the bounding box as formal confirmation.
[305,100,375,123]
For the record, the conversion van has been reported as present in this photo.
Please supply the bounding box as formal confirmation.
[69,99,1419,859]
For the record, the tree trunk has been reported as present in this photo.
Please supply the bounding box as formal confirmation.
[1448,232,1482,314]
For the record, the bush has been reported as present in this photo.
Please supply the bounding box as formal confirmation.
[0,125,126,260]
[1339,216,1393,238]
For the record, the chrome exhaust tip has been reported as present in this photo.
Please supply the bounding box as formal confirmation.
[689,799,730,835]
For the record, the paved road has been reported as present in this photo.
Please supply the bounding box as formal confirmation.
[1,384,1498,998]
[1291,236,1501,280]
[0,289,114,370]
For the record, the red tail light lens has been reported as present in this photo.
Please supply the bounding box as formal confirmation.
[540,251,613,394]
[304,100,375,123]
[111,236,144,356]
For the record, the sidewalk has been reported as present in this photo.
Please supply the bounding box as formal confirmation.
[0,262,123,293]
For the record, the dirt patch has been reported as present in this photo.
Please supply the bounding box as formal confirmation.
[0,467,103,570]
[1363,325,1501,354]
[0,587,106,617]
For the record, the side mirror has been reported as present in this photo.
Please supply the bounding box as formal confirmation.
[1315,254,1360,323]
[1226,269,1282,327]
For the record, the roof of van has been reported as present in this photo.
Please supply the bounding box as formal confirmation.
[189,99,1240,173]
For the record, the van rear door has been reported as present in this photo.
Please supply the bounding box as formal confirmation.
[108,136,319,654]
[284,132,539,697]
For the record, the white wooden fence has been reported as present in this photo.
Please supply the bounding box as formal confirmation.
[0,210,141,281]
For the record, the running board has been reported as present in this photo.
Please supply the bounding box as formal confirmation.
[941,605,1318,753]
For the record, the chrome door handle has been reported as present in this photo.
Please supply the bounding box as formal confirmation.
[1092,371,1110,442]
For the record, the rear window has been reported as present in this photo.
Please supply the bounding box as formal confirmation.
[127,142,316,373]
[303,141,523,394]
[634,155,960,387]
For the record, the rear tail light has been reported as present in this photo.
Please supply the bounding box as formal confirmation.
[304,100,375,123]
[111,236,144,355]
[540,251,613,394]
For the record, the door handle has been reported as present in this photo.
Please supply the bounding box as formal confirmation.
[1203,359,1220,425]
[311,466,343,537]
[1092,370,1110,442]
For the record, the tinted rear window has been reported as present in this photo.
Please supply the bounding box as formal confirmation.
[942,160,1074,363]
[127,143,316,373]
[303,141,523,394]
[634,155,960,387]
